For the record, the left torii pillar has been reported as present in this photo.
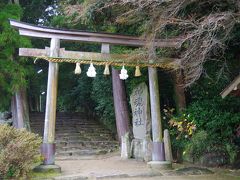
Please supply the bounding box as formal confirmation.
[38,38,61,172]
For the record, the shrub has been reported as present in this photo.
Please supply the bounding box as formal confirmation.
[163,107,197,162]
[184,130,208,162]
[186,97,240,143]
[0,125,42,179]
[186,97,240,163]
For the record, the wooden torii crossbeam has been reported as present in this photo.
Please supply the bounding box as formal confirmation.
[10,19,182,168]
[19,47,180,68]
[10,19,182,68]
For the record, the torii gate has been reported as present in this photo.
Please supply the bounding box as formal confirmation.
[10,19,182,170]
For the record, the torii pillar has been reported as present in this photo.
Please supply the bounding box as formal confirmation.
[39,38,61,172]
[147,67,172,169]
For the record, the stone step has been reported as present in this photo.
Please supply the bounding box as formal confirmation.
[31,119,83,122]
[30,126,98,130]
[31,126,105,129]
[56,140,118,146]
[56,139,118,143]
[30,116,86,118]
[57,131,110,134]
[30,113,85,116]
[56,137,114,142]
[30,117,86,120]
[55,149,114,156]
[32,132,115,139]
[57,142,118,148]
[56,131,111,136]
[57,144,118,150]
[56,139,114,143]
[56,134,113,138]
[30,123,99,126]
[30,112,117,157]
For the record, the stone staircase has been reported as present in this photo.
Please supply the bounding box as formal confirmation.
[30,112,119,159]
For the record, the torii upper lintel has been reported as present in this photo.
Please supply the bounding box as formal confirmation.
[9,19,183,48]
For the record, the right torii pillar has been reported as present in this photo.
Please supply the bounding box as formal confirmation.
[147,67,172,169]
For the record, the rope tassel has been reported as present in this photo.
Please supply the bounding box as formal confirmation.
[135,66,141,77]
[74,63,81,74]
[103,64,110,75]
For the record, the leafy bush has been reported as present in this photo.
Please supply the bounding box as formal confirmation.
[181,96,240,164]
[184,130,208,162]
[225,143,238,164]
[186,97,240,145]
[164,107,197,162]
[0,125,42,179]
[164,96,240,164]
[185,131,238,164]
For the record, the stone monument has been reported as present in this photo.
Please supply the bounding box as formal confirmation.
[130,83,152,161]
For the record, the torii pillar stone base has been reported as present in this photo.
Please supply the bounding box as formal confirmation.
[147,161,172,170]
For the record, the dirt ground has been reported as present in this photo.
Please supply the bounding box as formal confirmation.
[53,153,240,180]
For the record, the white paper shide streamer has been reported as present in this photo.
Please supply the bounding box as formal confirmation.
[74,63,81,74]
[119,66,128,80]
[87,63,97,77]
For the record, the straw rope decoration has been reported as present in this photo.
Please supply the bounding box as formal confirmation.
[34,56,179,69]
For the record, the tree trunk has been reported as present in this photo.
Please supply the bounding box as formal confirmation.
[9,0,31,130]
[11,96,18,127]
[112,68,130,142]
[173,70,186,113]
[21,88,31,130]
[36,95,40,112]
[14,88,31,130]
[15,90,24,129]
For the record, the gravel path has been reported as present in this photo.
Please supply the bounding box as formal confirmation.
[52,153,240,180]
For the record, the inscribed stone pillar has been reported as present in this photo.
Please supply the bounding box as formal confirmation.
[130,83,152,161]
[42,38,60,165]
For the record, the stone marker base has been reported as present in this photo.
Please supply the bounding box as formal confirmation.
[147,161,172,170]
[131,139,152,162]
[33,164,61,173]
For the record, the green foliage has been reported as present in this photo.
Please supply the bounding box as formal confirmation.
[184,130,208,162]
[29,171,60,179]
[165,66,240,163]
[0,125,42,179]
[91,66,116,131]
[181,58,240,163]
[0,3,31,111]
[184,130,238,164]
[20,0,56,24]
[57,64,94,112]
[186,97,240,143]
[167,112,197,139]
[225,143,238,164]
[163,107,197,157]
